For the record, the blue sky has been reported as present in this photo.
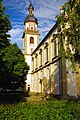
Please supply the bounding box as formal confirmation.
[4,0,67,50]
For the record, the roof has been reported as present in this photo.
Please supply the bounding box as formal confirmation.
[24,15,38,24]
[32,22,57,55]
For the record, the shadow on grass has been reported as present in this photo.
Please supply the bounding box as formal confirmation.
[0,91,29,104]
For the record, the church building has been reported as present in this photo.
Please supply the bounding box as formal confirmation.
[22,2,80,97]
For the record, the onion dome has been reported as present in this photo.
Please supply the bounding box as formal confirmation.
[24,3,38,24]
[24,15,38,24]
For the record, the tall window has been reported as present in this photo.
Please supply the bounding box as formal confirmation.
[40,49,42,66]
[35,54,38,69]
[45,42,48,63]
[52,34,58,58]
[40,52,42,66]
[32,57,34,71]
[53,40,57,57]
[46,47,48,62]
[39,49,42,66]
[30,37,34,44]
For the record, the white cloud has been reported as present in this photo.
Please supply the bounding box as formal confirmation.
[9,28,23,39]
[5,0,67,50]
[9,27,23,50]
[35,8,56,20]
[39,20,55,41]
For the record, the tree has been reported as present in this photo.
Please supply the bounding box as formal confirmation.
[0,1,29,91]
[57,0,80,68]
[0,1,11,49]
[0,43,29,90]
[0,1,11,89]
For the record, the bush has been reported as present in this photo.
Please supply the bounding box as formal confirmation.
[0,100,80,120]
[0,91,23,103]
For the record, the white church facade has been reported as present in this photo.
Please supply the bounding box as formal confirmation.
[22,3,80,97]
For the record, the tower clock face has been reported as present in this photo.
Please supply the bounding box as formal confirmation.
[30,23,34,27]
[30,23,34,30]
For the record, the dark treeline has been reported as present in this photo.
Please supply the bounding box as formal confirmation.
[0,1,29,93]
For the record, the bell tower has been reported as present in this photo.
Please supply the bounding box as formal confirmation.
[22,1,40,91]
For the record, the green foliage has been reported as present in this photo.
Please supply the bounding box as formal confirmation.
[0,1,11,49]
[0,1,29,91]
[0,43,29,90]
[57,0,80,67]
[0,100,80,120]
[0,1,12,90]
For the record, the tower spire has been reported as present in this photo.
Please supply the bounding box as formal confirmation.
[24,0,38,24]
[28,0,34,16]
[30,0,32,4]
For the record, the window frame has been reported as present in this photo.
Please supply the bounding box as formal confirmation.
[30,37,34,44]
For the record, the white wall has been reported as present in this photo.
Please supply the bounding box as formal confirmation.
[53,62,60,95]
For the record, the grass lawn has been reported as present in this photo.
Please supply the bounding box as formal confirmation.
[0,99,80,120]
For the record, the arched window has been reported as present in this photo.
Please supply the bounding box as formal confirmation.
[30,37,34,44]
[46,68,50,93]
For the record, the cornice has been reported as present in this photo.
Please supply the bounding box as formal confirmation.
[25,30,40,35]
